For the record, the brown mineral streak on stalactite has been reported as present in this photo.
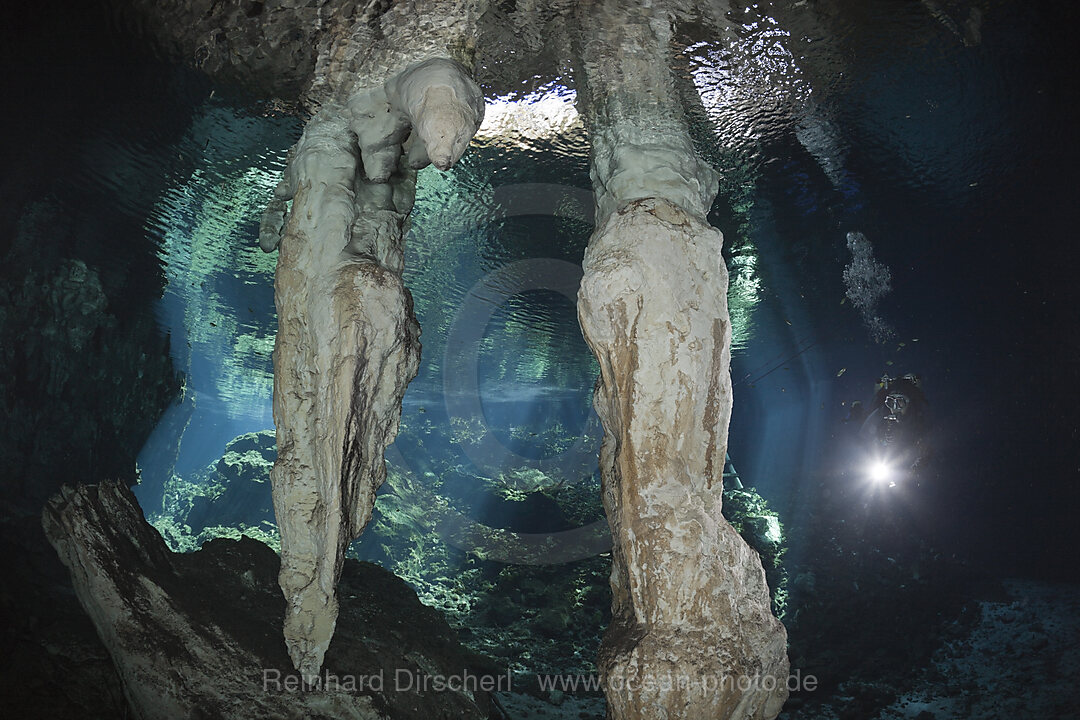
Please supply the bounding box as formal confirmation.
[575,2,788,717]
[704,317,727,490]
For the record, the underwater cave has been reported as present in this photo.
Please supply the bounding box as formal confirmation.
[2,1,1079,719]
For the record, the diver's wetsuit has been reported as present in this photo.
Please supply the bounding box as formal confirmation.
[860,375,928,467]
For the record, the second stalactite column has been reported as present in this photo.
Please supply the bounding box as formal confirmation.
[573,2,790,718]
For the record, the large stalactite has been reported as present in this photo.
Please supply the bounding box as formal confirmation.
[258,4,487,677]
[573,2,789,718]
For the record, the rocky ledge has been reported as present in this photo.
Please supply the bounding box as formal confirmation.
[42,480,504,720]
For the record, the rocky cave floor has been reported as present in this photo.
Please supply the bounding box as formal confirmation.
[480,512,1080,720]
[778,577,1080,720]
[490,558,1080,720]
[770,473,1080,720]
[3,471,1079,719]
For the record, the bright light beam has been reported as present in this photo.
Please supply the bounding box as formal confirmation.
[869,459,894,485]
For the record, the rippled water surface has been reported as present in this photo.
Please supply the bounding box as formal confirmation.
[6,1,1077,666]
[2,6,1078,719]
[83,0,1071,576]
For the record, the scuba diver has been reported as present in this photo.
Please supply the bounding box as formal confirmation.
[852,373,929,486]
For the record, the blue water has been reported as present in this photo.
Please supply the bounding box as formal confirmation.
[133,106,298,507]
[15,0,1064,581]
[6,3,1080,716]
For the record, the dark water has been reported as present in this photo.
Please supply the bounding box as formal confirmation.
[713,0,1080,579]
[5,0,1076,567]
[4,0,1079,705]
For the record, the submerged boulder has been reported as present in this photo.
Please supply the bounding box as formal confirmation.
[185,431,276,536]
[42,480,502,720]
[150,430,279,553]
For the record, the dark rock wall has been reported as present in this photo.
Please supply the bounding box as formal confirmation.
[0,248,180,510]
[0,512,129,719]
[115,0,328,102]
[1,3,195,512]
[1,5,192,717]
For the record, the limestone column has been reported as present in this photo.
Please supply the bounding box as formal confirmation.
[260,2,487,679]
[572,2,789,718]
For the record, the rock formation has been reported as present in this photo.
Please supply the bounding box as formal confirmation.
[44,1,792,715]
[0,241,179,510]
[572,2,789,718]
[42,480,500,720]
[149,430,279,553]
[257,5,486,679]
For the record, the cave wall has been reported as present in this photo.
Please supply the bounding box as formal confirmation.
[0,8,187,511]
[0,6,195,717]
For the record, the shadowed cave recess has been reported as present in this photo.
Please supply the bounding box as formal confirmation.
[3,1,1080,719]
